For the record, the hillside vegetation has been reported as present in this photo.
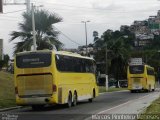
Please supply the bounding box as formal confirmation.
[0,71,16,108]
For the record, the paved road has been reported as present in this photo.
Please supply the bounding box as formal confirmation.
[1,90,159,120]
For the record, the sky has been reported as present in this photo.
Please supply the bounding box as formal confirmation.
[1,0,160,58]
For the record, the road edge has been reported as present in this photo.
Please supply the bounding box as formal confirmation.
[0,106,23,112]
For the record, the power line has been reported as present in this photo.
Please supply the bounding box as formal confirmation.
[54,26,82,46]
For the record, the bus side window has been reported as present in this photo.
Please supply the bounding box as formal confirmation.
[85,60,95,73]
[56,55,68,72]
[93,61,96,74]
[80,59,86,73]
[56,55,61,71]
[84,60,88,72]
[147,68,154,76]
[74,58,80,72]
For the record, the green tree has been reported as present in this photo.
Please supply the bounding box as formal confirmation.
[108,37,131,83]
[10,9,63,54]
[3,54,10,67]
[94,30,132,86]
[0,54,10,69]
[93,31,99,42]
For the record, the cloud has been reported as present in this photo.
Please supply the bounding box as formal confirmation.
[91,0,123,11]
[2,0,160,57]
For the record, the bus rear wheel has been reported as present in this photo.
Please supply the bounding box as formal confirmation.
[72,92,77,106]
[88,89,95,102]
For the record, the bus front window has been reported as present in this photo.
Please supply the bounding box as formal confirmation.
[129,65,144,74]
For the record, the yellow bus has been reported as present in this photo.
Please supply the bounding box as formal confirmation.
[127,64,155,93]
[14,50,98,109]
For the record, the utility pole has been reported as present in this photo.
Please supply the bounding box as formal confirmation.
[26,0,31,13]
[82,21,90,56]
[0,39,3,60]
[0,0,3,13]
[105,43,108,91]
[31,3,37,51]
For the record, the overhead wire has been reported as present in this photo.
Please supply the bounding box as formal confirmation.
[54,26,82,46]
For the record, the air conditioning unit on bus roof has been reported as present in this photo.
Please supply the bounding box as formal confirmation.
[129,58,143,65]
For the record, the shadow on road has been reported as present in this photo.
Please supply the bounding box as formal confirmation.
[27,100,91,112]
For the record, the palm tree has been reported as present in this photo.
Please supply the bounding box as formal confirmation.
[10,9,63,54]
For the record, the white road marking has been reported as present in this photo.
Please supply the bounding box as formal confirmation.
[98,93,152,114]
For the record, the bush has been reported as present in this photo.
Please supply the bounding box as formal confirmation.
[0,60,4,70]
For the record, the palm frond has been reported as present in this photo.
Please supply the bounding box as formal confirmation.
[10,9,63,53]
[10,31,32,42]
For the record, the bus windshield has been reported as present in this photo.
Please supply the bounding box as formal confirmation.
[16,52,51,68]
[129,65,144,74]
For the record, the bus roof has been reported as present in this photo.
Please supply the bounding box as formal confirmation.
[16,50,94,60]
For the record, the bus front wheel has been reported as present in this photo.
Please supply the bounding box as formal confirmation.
[148,85,152,92]
[130,90,136,93]
[67,92,72,108]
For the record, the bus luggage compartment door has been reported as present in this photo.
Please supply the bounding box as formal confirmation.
[17,74,53,97]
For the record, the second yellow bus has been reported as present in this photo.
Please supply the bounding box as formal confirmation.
[127,64,155,92]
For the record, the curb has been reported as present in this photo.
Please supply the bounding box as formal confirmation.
[99,90,129,94]
[0,106,23,112]
[100,87,160,95]
[108,90,129,93]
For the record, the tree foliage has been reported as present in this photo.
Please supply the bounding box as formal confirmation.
[0,54,10,69]
[10,9,63,54]
[93,29,134,81]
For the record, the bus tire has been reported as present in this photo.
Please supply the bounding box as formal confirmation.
[88,89,95,102]
[152,85,155,92]
[72,91,77,106]
[130,90,135,93]
[145,89,149,92]
[67,92,72,108]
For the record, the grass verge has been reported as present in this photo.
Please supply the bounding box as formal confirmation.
[0,71,16,109]
[99,86,128,93]
[138,97,160,120]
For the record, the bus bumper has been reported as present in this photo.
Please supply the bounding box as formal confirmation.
[16,95,57,106]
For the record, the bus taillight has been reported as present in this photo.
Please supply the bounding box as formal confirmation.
[15,87,18,94]
[53,84,57,92]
